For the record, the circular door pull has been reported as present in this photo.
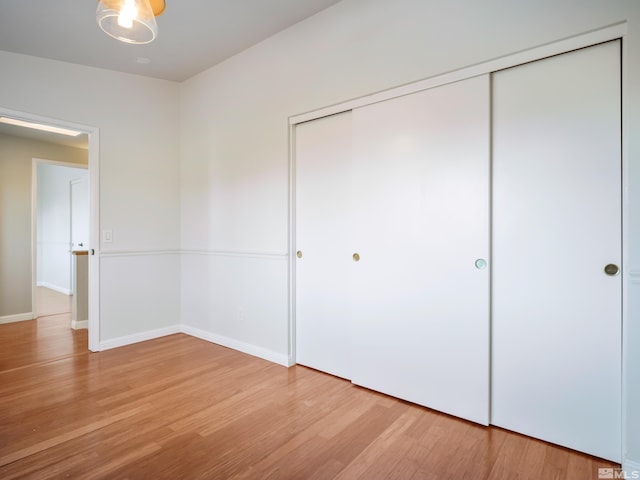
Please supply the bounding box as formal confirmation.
[296,250,302,259]
[475,258,487,270]
[604,264,619,276]
[352,253,360,262]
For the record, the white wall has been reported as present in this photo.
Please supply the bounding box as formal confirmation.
[0,52,181,341]
[37,164,88,294]
[179,0,640,468]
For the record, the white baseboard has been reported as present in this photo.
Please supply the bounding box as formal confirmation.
[623,459,640,477]
[38,282,72,296]
[181,324,292,367]
[95,323,292,367]
[0,312,34,324]
[99,324,181,351]
[72,320,88,330]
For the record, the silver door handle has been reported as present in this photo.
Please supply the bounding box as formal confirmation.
[475,258,487,270]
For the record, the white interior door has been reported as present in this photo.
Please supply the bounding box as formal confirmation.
[350,75,491,424]
[70,176,89,252]
[295,111,352,379]
[491,41,622,462]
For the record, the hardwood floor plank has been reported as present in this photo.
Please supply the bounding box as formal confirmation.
[0,403,148,467]
[0,319,620,479]
[35,287,72,318]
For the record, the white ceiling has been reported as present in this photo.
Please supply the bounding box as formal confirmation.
[0,0,343,147]
[0,0,342,82]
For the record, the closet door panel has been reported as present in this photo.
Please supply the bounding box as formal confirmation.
[491,41,621,462]
[295,112,353,379]
[351,75,491,424]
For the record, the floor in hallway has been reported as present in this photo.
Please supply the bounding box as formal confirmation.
[0,287,87,373]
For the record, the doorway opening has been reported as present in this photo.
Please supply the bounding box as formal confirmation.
[0,106,100,352]
[34,160,88,325]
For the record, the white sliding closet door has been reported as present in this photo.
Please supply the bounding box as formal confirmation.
[351,75,491,424]
[492,41,621,462]
[295,112,352,379]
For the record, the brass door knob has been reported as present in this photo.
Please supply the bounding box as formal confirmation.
[604,264,619,276]
[296,251,303,259]
[352,253,360,262]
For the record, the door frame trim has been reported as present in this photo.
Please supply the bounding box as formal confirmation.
[0,106,102,352]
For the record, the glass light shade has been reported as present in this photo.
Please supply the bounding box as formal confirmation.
[96,0,158,44]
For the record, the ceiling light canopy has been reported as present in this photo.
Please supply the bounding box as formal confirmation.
[96,0,166,45]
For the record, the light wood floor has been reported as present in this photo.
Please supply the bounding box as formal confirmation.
[36,286,72,318]
[0,288,86,373]
[0,325,617,479]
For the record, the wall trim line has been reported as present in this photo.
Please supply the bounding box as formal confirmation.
[99,249,287,260]
[0,312,34,324]
[181,249,287,260]
[37,282,72,296]
[182,324,292,367]
[99,324,181,351]
[100,250,181,258]
[96,323,292,367]
[71,319,88,330]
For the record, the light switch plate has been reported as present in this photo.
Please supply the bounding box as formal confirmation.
[103,229,113,243]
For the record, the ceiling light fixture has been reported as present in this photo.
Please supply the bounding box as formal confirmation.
[96,0,166,45]
[0,117,83,137]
